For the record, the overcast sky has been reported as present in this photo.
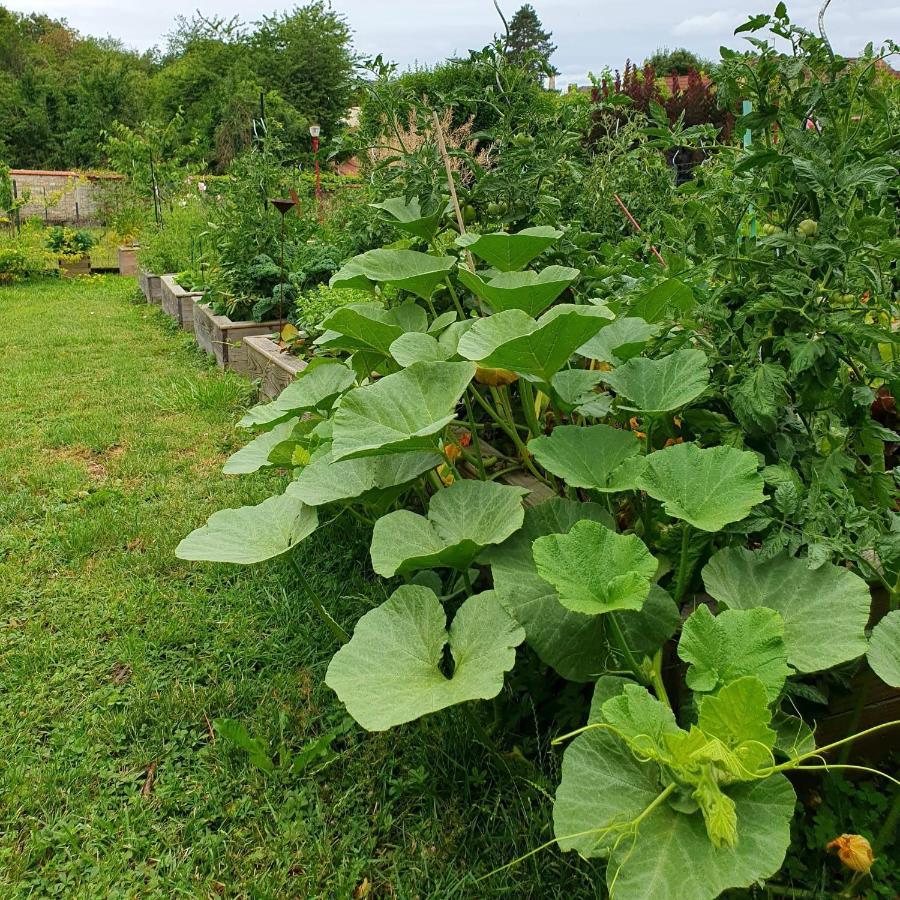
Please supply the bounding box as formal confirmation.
[6,0,898,87]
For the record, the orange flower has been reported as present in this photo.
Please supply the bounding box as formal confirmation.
[475,366,518,386]
[827,834,875,874]
[629,417,646,440]
[436,463,455,486]
[444,442,462,462]
[664,437,684,447]
[459,432,472,448]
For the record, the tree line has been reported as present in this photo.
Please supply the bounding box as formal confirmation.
[0,3,356,172]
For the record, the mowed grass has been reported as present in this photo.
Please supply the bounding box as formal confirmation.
[0,277,601,898]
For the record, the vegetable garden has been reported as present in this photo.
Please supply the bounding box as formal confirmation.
[2,4,899,897]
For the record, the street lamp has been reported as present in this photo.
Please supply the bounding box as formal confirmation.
[309,123,322,221]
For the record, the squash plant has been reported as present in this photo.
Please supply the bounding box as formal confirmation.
[178,202,899,896]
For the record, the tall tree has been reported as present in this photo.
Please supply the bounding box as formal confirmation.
[251,2,356,146]
[504,4,557,75]
[644,47,711,76]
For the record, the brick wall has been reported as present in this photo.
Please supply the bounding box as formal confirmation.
[9,170,123,225]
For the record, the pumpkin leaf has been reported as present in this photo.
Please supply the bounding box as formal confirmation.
[458,305,613,384]
[533,520,656,616]
[176,493,318,564]
[702,548,871,673]
[331,361,475,460]
[456,225,563,271]
[315,302,428,355]
[286,447,440,507]
[370,480,528,576]
[630,277,695,323]
[456,265,579,316]
[370,196,447,242]
[325,586,524,730]
[639,442,765,531]
[223,417,300,474]
[548,369,606,412]
[677,605,790,701]
[389,331,452,367]
[237,362,355,428]
[576,315,660,364]
[329,249,455,299]
[554,679,795,899]
[867,610,900,688]
[529,424,645,492]
[601,349,710,414]
[484,498,613,681]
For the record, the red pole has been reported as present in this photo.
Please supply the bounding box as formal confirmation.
[614,193,667,268]
[312,136,322,222]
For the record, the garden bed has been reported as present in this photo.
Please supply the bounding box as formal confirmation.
[243,334,307,401]
[160,274,203,332]
[117,245,138,276]
[192,302,281,376]
[138,269,162,304]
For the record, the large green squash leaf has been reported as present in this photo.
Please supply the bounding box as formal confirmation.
[329,249,455,299]
[457,305,613,384]
[484,498,613,681]
[389,331,451,367]
[223,417,300,474]
[286,447,440,507]
[325,586,524,730]
[867,610,900,687]
[576,316,660,364]
[456,225,562,271]
[176,493,318,564]
[529,424,645,492]
[331,361,476,460]
[370,196,446,241]
[617,585,680,659]
[698,677,778,773]
[237,362,356,428]
[639,442,765,532]
[677,605,790,701]
[532,520,656,615]
[702,548,871,673]
[601,349,710,414]
[315,302,405,355]
[370,480,528,576]
[630,277,695,323]
[554,679,795,900]
[456,265,579,316]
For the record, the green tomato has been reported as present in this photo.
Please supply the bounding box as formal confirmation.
[512,133,534,148]
[762,223,779,235]
[797,218,819,238]
[463,204,476,224]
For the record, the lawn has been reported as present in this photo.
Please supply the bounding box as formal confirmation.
[0,276,599,898]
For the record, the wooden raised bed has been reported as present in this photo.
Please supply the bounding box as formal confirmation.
[244,335,307,401]
[117,245,139,276]
[59,256,90,278]
[160,274,203,332]
[193,302,281,377]
[139,269,162,304]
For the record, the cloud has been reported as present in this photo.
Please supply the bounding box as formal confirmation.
[673,10,736,37]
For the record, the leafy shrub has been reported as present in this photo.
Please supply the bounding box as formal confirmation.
[0,246,28,282]
[291,283,372,334]
[46,226,95,258]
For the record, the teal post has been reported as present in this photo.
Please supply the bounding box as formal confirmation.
[742,99,757,239]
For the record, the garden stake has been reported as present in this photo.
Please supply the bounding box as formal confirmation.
[613,193,666,267]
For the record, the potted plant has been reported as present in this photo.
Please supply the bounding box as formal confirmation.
[47,226,94,277]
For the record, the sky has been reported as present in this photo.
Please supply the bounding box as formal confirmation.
[5,0,899,88]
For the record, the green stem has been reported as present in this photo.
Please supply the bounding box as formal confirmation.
[443,276,466,319]
[461,567,475,597]
[291,557,349,644]
[469,384,517,442]
[463,391,487,480]
[490,387,550,485]
[607,612,644,682]
[674,523,693,602]
[518,378,542,439]
[649,650,671,708]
